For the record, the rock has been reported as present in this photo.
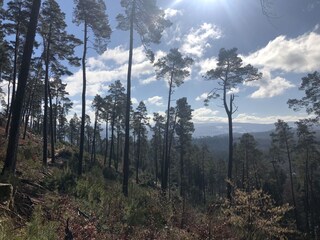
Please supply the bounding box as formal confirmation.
[0,183,14,209]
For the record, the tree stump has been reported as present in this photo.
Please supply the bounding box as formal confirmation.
[0,183,14,209]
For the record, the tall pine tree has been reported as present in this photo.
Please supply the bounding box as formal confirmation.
[73,0,111,175]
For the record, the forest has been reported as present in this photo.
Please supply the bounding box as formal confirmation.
[0,0,320,239]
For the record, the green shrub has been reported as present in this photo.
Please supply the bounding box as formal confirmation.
[0,218,17,240]
[103,167,118,180]
[25,206,59,240]
[42,169,76,193]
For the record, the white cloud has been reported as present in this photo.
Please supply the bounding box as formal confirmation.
[163,24,183,45]
[131,98,139,105]
[246,69,295,98]
[164,8,183,19]
[100,45,130,65]
[195,92,209,101]
[227,87,240,95]
[181,23,222,58]
[140,76,157,85]
[192,108,311,124]
[244,31,320,73]
[197,57,218,75]
[193,107,221,123]
[65,45,158,97]
[234,113,311,124]
[72,99,96,122]
[146,96,163,106]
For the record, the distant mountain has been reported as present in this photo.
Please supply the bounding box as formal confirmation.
[193,123,320,159]
[193,130,273,159]
[193,122,276,137]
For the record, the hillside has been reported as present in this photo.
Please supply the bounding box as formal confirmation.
[0,126,236,239]
[193,130,273,159]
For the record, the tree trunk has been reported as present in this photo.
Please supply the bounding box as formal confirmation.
[162,68,174,192]
[226,100,233,200]
[122,1,135,197]
[91,111,98,163]
[109,105,116,167]
[2,0,41,175]
[48,80,55,163]
[5,14,21,137]
[285,137,299,229]
[43,23,52,168]
[136,124,141,183]
[116,122,121,171]
[305,148,310,236]
[78,20,87,176]
[104,116,109,166]
[202,149,206,205]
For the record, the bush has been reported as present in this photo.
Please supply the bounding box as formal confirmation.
[221,188,295,240]
[25,206,59,240]
[102,167,118,180]
[42,169,77,193]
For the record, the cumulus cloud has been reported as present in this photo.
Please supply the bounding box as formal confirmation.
[65,45,157,97]
[244,31,320,73]
[146,96,163,106]
[181,23,222,58]
[164,8,183,19]
[193,107,221,123]
[192,107,310,124]
[195,92,209,101]
[227,87,240,95]
[246,69,295,98]
[196,57,218,75]
[131,98,139,105]
[234,113,311,124]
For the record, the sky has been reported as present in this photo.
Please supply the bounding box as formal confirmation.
[3,0,320,134]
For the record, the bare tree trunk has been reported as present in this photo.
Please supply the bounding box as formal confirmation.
[109,105,116,167]
[2,0,41,175]
[104,117,109,166]
[48,80,55,163]
[285,138,299,229]
[224,93,234,201]
[162,68,174,192]
[5,14,21,137]
[122,1,135,197]
[79,20,88,176]
[91,111,98,163]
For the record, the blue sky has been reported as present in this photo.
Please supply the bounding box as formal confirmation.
[3,0,320,128]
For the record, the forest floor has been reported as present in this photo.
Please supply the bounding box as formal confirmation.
[0,126,236,240]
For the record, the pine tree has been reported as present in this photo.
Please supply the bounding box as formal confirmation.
[39,0,81,166]
[204,48,261,200]
[117,0,171,196]
[271,119,299,229]
[151,112,165,185]
[2,0,41,175]
[288,71,320,122]
[91,94,105,163]
[133,101,149,183]
[154,48,193,192]
[175,97,194,227]
[73,0,111,175]
[4,0,34,136]
[107,80,126,169]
